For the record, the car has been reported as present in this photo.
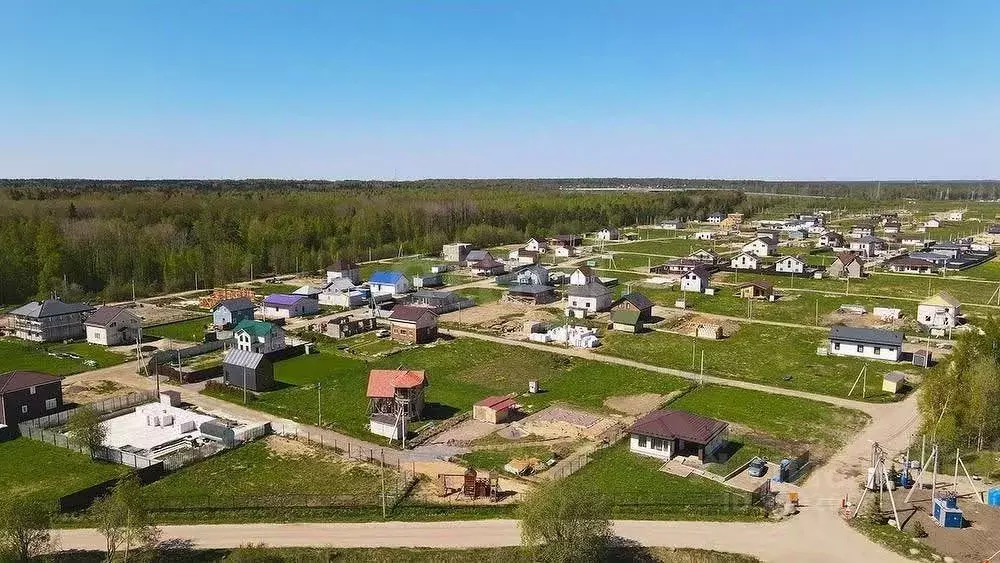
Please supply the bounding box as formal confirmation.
[375,329,390,338]
[748,457,767,478]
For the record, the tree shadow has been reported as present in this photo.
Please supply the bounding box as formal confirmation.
[421,402,460,420]
[708,440,745,464]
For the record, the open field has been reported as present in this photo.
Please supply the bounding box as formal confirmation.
[0,338,128,375]
[598,323,903,401]
[204,337,691,440]
[250,282,300,295]
[453,287,505,304]
[144,316,211,342]
[604,238,724,258]
[457,445,557,474]
[360,258,440,280]
[1,438,130,502]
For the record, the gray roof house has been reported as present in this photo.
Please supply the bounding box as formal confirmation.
[828,326,904,362]
[566,281,613,314]
[212,298,256,329]
[7,299,95,342]
[222,348,274,392]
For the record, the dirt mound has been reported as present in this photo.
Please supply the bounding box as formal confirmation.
[265,435,319,458]
[670,313,741,337]
[603,393,664,415]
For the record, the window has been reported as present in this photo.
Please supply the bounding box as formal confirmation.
[638,436,647,448]
[833,342,840,350]
[29,386,36,395]
[45,398,57,410]
[874,347,881,354]
[857,345,864,353]
[21,405,28,414]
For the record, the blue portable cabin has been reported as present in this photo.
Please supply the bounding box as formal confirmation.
[932,496,963,528]
[988,487,1000,507]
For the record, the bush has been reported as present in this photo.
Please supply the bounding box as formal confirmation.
[910,520,927,538]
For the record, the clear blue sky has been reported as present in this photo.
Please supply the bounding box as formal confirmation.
[2,1,998,180]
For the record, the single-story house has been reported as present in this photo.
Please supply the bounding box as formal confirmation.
[924,218,942,228]
[262,294,319,319]
[787,229,808,240]
[404,289,474,314]
[660,220,685,230]
[7,299,95,342]
[688,249,719,264]
[554,245,576,258]
[85,306,141,346]
[233,319,286,354]
[729,252,759,270]
[828,326,903,362]
[212,297,257,329]
[917,291,961,329]
[413,272,444,288]
[611,292,654,320]
[566,281,613,314]
[680,266,711,293]
[507,248,539,265]
[549,234,582,248]
[596,227,620,240]
[388,306,438,344]
[827,252,865,279]
[707,212,725,223]
[627,410,728,462]
[886,257,937,275]
[650,258,702,275]
[507,284,558,305]
[473,396,517,424]
[463,249,493,265]
[610,310,643,333]
[292,285,323,299]
[736,281,773,300]
[222,349,274,392]
[326,259,361,284]
[0,371,63,426]
[369,271,411,296]
[774,255,806,274]
[512,264,549,286]
[471,257,506,276]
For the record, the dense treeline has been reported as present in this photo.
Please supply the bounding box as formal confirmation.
[0,184,757,304]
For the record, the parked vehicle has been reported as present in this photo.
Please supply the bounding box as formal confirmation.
[748,457,768,477]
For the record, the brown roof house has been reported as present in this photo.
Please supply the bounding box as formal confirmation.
[827,252,865,279]
[612,292,654,321]
[736,281,774,300]
[627,410,728,462]
[85,306,141,346]
[0,371,63,426]
[366,369,427,441]
[473,396,517,424]
[388,306,438,344]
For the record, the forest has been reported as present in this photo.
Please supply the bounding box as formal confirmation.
[0,181,756,305]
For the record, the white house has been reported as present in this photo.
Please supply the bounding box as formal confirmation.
[660,220,685,230]
[627,410,728,463]
[233,319,286,354]
[569,267,599,286]
[693,231,716,241]
[924,218,941,228]
[828,326,903,362]
[946,210,965,221]
[917,291,961,329]
[819,231,845,248]
[554,245,576,258]
[261,294,319,319]
[688,249,719,264]
[848,236,887,257]
[741,237,777,258]
[524,238,549,253]
[680,267,710,293]
[566,282,612,314]
[326,259,361,285]
[369,271,411,296]
[84,306,141,346]
[596,227,620,240]
[729,252,759,270]
[849,224,875,239]
[507,248,539,265]
[774,255,806,274]
[707,212,724,224]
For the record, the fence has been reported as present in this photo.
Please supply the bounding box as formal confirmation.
[545,424,627,481]
[17,424,162,469]
[150,340,225,366]
[58,463,165,513]
[20,391,157,430]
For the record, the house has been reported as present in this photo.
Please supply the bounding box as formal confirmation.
[946,210,965,221]
[908,251,950,267]
[819,231,845,248]
[413,272,444,289]
[742,237,777,258]
[507,284,557,304]
[569,266,599,286]
[319,278,366,308]
[612,292,654,321]
[659,220,685,230]
[326,259,361,284]
[882,372,907,394]
[886,257,937,275]
[523,238,549,253]
[7,299,94,342]
[729,252,759,270]
[471,257,506,276]
[680,266,711,293]
[0,371,63,426]
[650,258,702,275]
[473,396,516,424]
[369,271,411,296]
[787,230,808,241]
[924,218,942,228]
[828,326,903,362]
[827,252,865,279]
[883,221,901,234]
[849,236,887,257]
[566,282,613,314]
[404,290,474,314]
[507,248,539,265]
[627,410,728,462]
[325,314,378,338]
[917,292,961,329]
[687,249,718,265]
[693,231,716,241]
[261,294,319,319]
[388,306,438,344]
[596,227,620,240]
[367,369,427,423]
[610,310,643,333]
[442,243,473,263]
[84,306,140,346]
[513,264,549,286]
[550,234,583,248]
[850,224,874,239]
[707,212,724,224]
[233,319,286,354]
[212,298,256,329]
[463,249,494,265]
[736,281,773,299]
[554,245,576,258]
[774,255,806,274]
[292,285,323,300]
[221,349,274,392]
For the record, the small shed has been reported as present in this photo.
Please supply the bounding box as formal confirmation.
[611,310,643,333]
[369,413,405,440]
[912,349,932,368]
[473,396,517,424]
[736,282,773,300]
[882,371,907,394]
[222,348,274,392]
[413,272,444,288]
[695,324,723,340]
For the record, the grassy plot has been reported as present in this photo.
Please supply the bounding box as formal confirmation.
[250,283,300,295]
[604,239,719,257]
[360,258,439,281]
[953,258,1000,282]
[453,287,505,304]
[0,338,127,375]
[144,316,211,342]
[458,445,557,474]
[599,323,897,401]
[204,337,690,440]
[0,438,129,502]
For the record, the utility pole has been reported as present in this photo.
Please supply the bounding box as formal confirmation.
[317,381,323,426]
[700,350,705,385]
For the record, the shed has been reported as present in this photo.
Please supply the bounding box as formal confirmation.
[695,324,723,340]
[736,281,773,300]
[611,292,654,320]
[222,348,274,392]
[369,413,405,440]
[610,310,643,333]
[912,349,932,368]
[473,396,517,424]
[882,371,907,394]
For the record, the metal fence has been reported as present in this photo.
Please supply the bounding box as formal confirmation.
[21,391,157,429]
[18,424,161,469]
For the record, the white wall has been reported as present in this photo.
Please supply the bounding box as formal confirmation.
[775,259,804,273]
[917,304,958,328]
[829,340,901,361]
[629,434,673,460]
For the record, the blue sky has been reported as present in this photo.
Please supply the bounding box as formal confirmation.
[1,1,998,180]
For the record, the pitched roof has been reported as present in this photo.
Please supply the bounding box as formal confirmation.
[366,369,426,398]
[615,292,653,310]
[0,371,61,394]
[327,259,359,271]
[574,266,595,277]
[508,284,555,295]
[567,281,611,298]
[8,299,94,319]
[214,297,255,312]
[829,325,903,347]
[776,255,804,264]
[84,306,135,327]
[223,348,268,369]
[263,293,307,306]
[233,319,278,337]
[883,371,907,383]
[685,266,712,278]
[731,252,758,261]
[473,257,504,269]
[611,310,642,325]
[627,410,728,444]
[370,271,406,284]
[922,291,960,308]
[835,252,863,266]
[323,278,356,292]
[738,281,773,291]
[465,249,493,262]
[857,235,885,244]
[293,285,322,296]
[389,305,437,323]
[889,257,936,268]
[475,396,516,411]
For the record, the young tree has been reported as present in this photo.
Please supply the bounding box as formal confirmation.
[517,484,613,563]
[93,474,159,562]
[0,498,53,562]
[65,405,107,459]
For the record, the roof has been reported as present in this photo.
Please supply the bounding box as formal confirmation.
[883,371,907,383]
[823,230,843,238]
[214,297,255,312]
[615,292,653,310]
[293,285,323,296]
[370,271,406,284]
[857,235,885,244]
[389,305,437,323]
[475,396,516,411]
[574,266,595,277]
[685,266,712,278]
[508,284,555,295]
[852,223,874,230]
[889,257,937,268]
[745,237,775,246]
[611,310,642,325]
[327,259,359,271]
[835,252,864,266]
[465,250,492,261]
[473,256,504,269]
[8,299,94,319]
[738,281,773,291]
[263,293,307,307]
[776,255,805,264]
[0,371,61,394]
[689,248,719,258]
[366,369,426,398]
[233,319,278,337]
[567,281,611,298]
[922,291,960,308]
[223,348,269,369]
[323,278,357,292]
[829,325,904,347]
[84,306,134,327]
[411,289,460,303]
[731,252,757,261]
[627,410,728,444]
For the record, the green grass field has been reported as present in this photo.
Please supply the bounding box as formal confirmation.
[0,438,129,502]
[360,258,440,281]
[251,283,300,295]
[599,323,900,401]
[604,238,717,258]
[0,338,128,375]
[453,287,505,304]
[144,316,211,342]
[204,337,690,441]
[458,445,557,474]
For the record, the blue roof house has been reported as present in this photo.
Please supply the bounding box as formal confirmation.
[369,271,411,297]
